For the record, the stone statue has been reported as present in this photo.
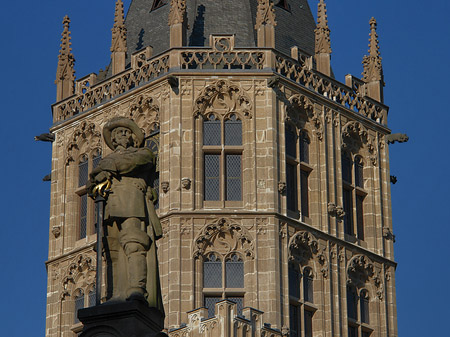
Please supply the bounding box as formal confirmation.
[88,117,163,314]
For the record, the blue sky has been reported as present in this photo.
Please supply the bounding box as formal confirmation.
[0,1,448,336]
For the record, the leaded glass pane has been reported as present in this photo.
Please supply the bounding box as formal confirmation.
[343,188,353,235]
[153,174,160,210]
[300,170,309,217]
[204,154,220,200]
[355,157,364,188]
[203,254,222,288]
[225,254,244,288]
[356,195,364,240]
[347,286,358,320]
[74,291,85,323]
[304,310,313,337]
[225,115,242,146]
[303,269,313,303]
[79,194,88,239]
[288,266,300,298]
[226,154,241,201]
[92,153,102,169]
[360,291,370,324]
[286,163,298,212]
[342,153,352,184]
[289,304,300,337]
[204,296,221,318]
[285,126,297,158]
[228,297,243,316]
[78,157,89,187]
[203,115,221,146]
[88,286,96,307]
[300,131,309,163]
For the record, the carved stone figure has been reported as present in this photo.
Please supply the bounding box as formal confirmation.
[88,117,163,314]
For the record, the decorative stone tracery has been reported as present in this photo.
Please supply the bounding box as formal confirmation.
[347,254,383,299]
[286,94,323,140]
[193,218,254,259]
[60,254,96,300]
[193,80,252,119]
[128,94,160,135]
[341,121,377,165]
[66,121,102,164]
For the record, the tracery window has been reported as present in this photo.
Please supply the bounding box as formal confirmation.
[289,265,316,337]
[342,153,366,240]
[285,125,311,219]
[203,252,244,317]
[347,286,372,337]
[76,149,102,240]
[203,114,243,205]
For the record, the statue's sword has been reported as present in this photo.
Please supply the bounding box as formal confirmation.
[92,179,112,305]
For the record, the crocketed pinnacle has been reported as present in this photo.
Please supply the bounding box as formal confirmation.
[255,0,277,30]
[56,16,75,82]
[111,0,127,52]
[315,0,331,54]
[362,17,383,82]
[168,0,186,26]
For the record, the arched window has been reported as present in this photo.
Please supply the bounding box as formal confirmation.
[203,252,244,318]
[203,114,243,204]
[342,153,367,241]
[73,289,85,324]
[76,149,102,240]
[88,285,96,307]
[289,265,316,337]
[285,125,312,219]
[347,287,372,337]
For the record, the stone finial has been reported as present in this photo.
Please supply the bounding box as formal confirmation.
[55,15,75,101]
[315,0,331,54]
[168,0,187,47]
[255,0,277,48]
[111,0,127,75]
[362,17,384,102]
[168,0,186,25]
[362,17,383,82]
[314,0,331,76]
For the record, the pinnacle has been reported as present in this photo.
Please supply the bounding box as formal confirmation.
[111,0,127,53]
[315,0,331,54]
[362,17,383,83]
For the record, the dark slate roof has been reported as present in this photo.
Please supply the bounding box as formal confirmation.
[124,0,316,57]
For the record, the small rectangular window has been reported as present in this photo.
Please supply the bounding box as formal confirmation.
[300,170,309,217]
[88,287,96,307]
[289,305,300,337]
[204,154,220,200]
[288,267,300,299]
[226,154,242,201]
[347,287,358,320]
[74,292,84,323]
[226,259,244,288]
[356,195,364,240]
[286,128,297,158]
[79,194,88,239]
[343,188,353,235]
[286,163,298,212]
[303,274,313,303]
[203,260,222,288]
[224,117,242,146]
[342,154,352,184]
[361,296,370,324]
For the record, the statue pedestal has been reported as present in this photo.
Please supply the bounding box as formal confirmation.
[78,300,166,337]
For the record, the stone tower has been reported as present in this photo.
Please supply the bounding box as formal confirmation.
[45,1,398,336]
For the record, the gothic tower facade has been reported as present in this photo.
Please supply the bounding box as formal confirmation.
[45,1,398,336]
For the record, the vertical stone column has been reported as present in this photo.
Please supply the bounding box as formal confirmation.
[255,0,277,48]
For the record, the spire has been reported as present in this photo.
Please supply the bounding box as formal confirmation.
[111,0,127,75]
[168,0,187,47]
[362,17,384,102]
[362,17,383,82]
[55,15,75,101]
[315,0,331,54]
[255,0,277,48]
[314,0,331,76]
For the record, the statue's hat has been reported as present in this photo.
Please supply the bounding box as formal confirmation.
[103,117,144,150]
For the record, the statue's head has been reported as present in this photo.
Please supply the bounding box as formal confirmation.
[103,117,144,150]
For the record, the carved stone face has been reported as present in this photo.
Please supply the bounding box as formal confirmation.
[112,126,134,149]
